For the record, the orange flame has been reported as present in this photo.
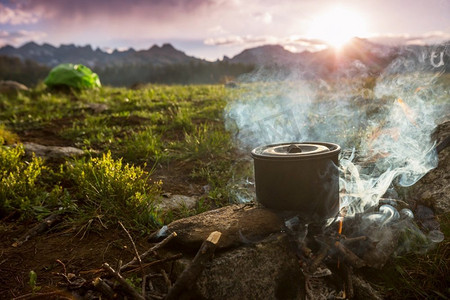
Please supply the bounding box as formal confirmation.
[396,98,417,126]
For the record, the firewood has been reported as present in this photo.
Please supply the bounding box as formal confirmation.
[92,277,115,299]
[121,232,177,272]
[12,213,63,247]
[334,241,366,268]
[165,231,222,300]
[102,262,145,300]
[342,264,354,299]
[307,243,330,273]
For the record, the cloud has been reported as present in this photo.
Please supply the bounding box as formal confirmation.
[204,34,328,52]
[254,12,272,24]
[0,3,40,25]
[368,31,450,46]
[0,30,47,46]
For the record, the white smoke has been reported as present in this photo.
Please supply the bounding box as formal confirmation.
[226,45,448,247]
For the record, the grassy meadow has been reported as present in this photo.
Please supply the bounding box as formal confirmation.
[0,79,449,298]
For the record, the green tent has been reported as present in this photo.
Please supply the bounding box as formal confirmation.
[44,63,101,89]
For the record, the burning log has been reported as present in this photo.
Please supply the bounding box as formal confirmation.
[166,231,222,300]
[334,241,366,269]
[307,242,330,274]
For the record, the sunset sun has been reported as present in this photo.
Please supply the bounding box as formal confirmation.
[307,7,368,48]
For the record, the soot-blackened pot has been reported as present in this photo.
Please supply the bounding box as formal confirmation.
[251,142,341,221]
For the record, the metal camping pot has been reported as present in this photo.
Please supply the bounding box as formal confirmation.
[251,142,341,221]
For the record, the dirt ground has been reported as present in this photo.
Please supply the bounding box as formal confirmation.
[0,219,158,299]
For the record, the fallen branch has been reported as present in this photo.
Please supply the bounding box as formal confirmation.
[123,253,183,275]
[102,263,145,300]
[12,213,63,247]
[92,277,115,299]
[165,231,222,300]
[121,232,177,272]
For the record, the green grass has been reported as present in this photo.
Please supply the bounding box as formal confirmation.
[0,80,449,295]
[0,84,237,229]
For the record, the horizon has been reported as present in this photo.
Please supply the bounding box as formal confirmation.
[3,36,449,63]
[1,0,449,60]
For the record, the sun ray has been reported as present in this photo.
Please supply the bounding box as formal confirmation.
[307,6,368,48]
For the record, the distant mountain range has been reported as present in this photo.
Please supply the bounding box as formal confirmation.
[1,38,448,85]
[0,42,201,68]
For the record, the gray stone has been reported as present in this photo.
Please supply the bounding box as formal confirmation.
[85,103,109,113]
[23,142,84,159]
[165,204,284,250]
[157,194,199,212]
[173,233,304,300]
[411,119,450,214]
[0,80,28,95]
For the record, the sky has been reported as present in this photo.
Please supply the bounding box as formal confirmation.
[0,0,449,60]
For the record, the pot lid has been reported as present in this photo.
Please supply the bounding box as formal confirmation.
[251,142,340,159]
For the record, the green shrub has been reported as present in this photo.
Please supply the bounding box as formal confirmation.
[0,144,68,217]
[66,151,162,229]
[0,125,19,145]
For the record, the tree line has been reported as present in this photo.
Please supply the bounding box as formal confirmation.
[0,56,255,87]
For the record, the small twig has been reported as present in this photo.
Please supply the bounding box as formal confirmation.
[161,269,172,291]
[55,259,67,275]
[12,291,70,300]
[119,221,144,277]
[116,260,123,274]
[341,236,368,244]
[102,263,145,300]
[148,293,165,300]
[124,253,183,275]
[148,277,155,291]
[142,275,147,298]
[121,232,177,272]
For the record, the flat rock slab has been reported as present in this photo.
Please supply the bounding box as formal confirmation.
[0,80,28,94]
[23,142,84,159]
[164,204,284,250]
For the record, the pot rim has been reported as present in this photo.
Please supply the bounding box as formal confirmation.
[251,141,341,161]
